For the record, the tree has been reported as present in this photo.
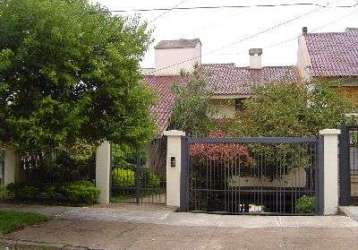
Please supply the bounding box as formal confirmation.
[231,82,353,137]
[227,82,353,177]
[0,0,155,151]
[170,69,215,136]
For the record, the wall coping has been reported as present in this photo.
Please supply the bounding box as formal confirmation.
[319,129,341,136]
[164,130,185,137]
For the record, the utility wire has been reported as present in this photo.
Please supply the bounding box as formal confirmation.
[149,0,189,23]
[147,0,331,75]
[221,1,358,56]
[220,5,358,61]
[111,2,358,13]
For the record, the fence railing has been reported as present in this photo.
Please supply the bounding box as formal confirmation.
[181,136,319,215]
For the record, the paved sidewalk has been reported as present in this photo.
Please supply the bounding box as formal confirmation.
[1,203,358,250]
[339,206,358,221]
[1,203,358,228]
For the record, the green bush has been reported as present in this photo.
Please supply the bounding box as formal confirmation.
[296,195,315,214]
[143,169,161,188]
[112,168,135,188]
[63,181,100,204]
[7,183,38,201]
[7,181,99,205]
[112,168,161,189]
[39,185,63,201]
[0,186,8,200]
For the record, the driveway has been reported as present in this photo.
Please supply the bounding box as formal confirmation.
[1,203,358,250]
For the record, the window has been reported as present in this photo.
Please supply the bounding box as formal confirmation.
[235,98,245,111]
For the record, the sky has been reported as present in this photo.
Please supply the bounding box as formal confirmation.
[94,0,358,68]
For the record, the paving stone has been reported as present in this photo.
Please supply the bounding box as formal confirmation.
[2,204,358,249]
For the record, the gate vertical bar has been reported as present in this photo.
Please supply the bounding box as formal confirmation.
[110,143,113,201]
[135,153,141,204]
[180,136,189,211]
[316,136,324,215]
[339,124,351,205]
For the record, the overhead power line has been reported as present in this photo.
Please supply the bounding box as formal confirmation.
[147,0,329,75]
[222,5,358,58]
[111,2,358,13]
[221,1,358,56]
[150,0,189,23]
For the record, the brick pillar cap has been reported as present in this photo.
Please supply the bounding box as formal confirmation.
[319,129,341,135]
[164,130,186,137]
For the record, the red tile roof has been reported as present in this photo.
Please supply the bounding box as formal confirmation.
[201,64,299,96]
[145,64,299,134]
[144,75,188,135]
[305,31,358,77]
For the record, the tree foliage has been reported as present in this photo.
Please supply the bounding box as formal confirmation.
[170,69,215,136]
[0,0,155,151]
[231,82,353,137]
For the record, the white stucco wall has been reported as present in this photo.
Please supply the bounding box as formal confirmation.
[154,44,201,76]
[320,129,340,215]
[96,141,111,204]
[249,54,262,69]
[229,167,306,188]
[211,104,237,119]
[297,35,312,81]
[164,130,185,207]
[4,149,17,186]
[210,99,238,119]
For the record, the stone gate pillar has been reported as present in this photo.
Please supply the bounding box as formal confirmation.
[319,129,341,215]
[96,141,111,204]
[164,130,185,207]
[3,149,18,186]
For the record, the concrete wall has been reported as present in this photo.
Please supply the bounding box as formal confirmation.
[3,149,18,186]
[351,175,358,197]
[336,85,358,107]
[320,129,340,215]
[297,35,312,81]
[210,99,237,119]
[96,141,111,204]
[164,130,185,207]
[229,167,306,188]
[154,44,201,76]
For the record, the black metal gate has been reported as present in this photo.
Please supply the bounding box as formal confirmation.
[339,125,358,205]
[181,137,319,215]
[110,151,166,204]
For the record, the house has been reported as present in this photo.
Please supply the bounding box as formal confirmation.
[144,38,300,136]
[297,27,358,105]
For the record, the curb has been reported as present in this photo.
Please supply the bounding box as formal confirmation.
[339,206,353,217]
[0,238,101,250]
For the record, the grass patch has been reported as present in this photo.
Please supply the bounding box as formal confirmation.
[0,211,48,234]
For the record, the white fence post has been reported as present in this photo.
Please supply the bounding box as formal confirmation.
[4,149,18,186]
[319,129,341,215]
[96,141,111,204]
[164,130,185,207]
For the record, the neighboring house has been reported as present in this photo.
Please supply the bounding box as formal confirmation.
[297,27,358,105]
[144,39,299,135]
[202,62,299,119]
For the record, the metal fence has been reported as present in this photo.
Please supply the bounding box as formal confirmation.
[340,125,358,205]
[0,151,4,186]
[181,137,318,215]
[111,160,166,204]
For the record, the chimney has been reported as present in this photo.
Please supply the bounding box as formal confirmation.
[154,38,202,75]
[249,48,263,69]
[302,27,308,35]
[346,27,358,32]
